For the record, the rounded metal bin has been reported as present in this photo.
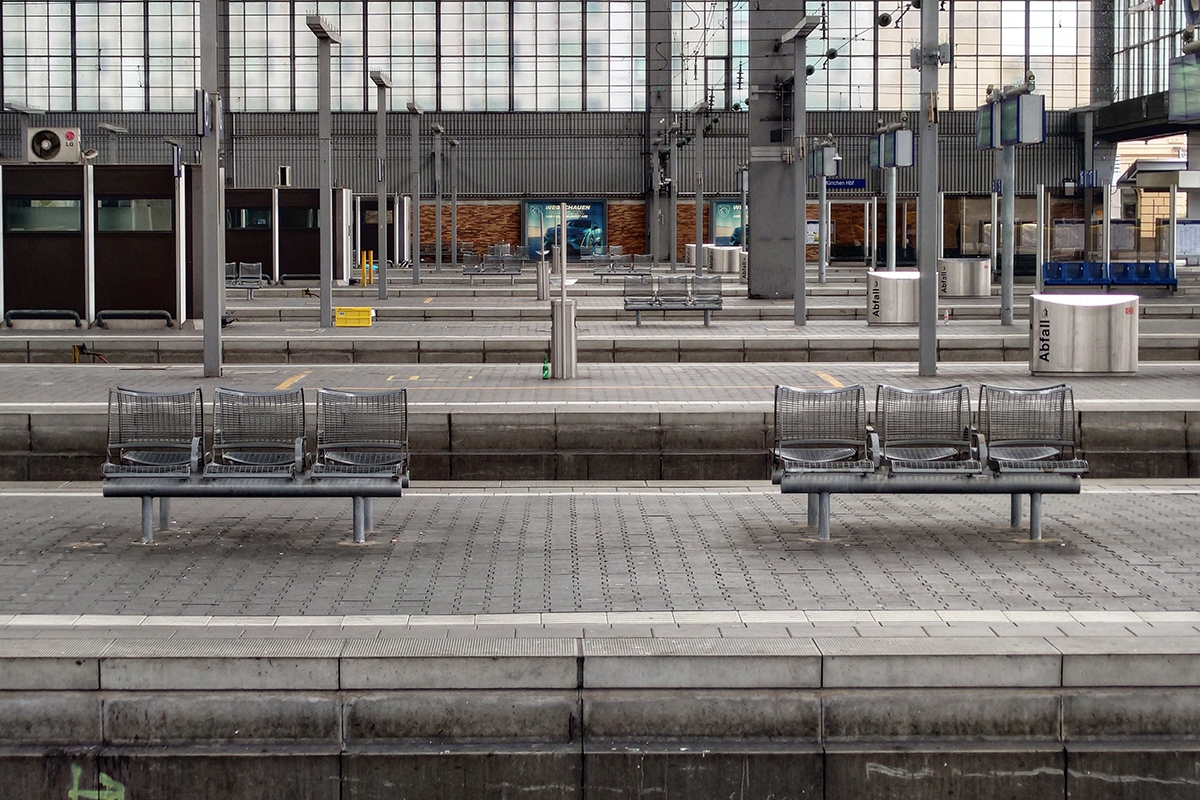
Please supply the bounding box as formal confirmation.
[867,270,920,325]
[1029,293,1138,374]
[711,246,740,273]
[938,257,992,297]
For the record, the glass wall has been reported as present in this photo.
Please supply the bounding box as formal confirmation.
[1113,0,1183,102]
[0,1,1141,114]
[805,1,1094,112]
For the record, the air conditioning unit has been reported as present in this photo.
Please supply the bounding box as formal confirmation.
[27,128,81,163]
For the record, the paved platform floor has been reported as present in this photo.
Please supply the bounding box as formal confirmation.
[1,480,1198,638]
[1,361,1198,411]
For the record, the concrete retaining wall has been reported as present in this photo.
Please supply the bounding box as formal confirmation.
[4,333,1199,364]
[2,408,1198,481]
[3,637,1199,799]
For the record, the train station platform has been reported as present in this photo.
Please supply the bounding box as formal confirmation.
[3,272,1200,797]
[2,479,1200,798]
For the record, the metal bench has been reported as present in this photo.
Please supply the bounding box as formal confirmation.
[103,386,409,544]
[593,254,651,282]
[776,383,1085,540]
[623,274,723,326]
[463,253,523,284]
[225,261,266,298]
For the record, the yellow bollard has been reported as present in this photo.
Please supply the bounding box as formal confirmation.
[360,250,367,285]
[368,250,374,285]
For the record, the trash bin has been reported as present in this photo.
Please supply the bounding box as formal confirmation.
[938,257,992,297]
[711,246,740,273]
[685,243,697,267]
[1029,293,1138,374]
[867,270,920,325]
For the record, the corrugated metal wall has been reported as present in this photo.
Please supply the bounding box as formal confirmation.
[0,109,1078,198]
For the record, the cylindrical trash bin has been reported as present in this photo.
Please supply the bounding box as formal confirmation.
[550,299,578,379]
[938,257,992,297]
[685,243,697,267]
[739,250,749,282]
[1029,293,1138,374]
[867,270,920,325]
[711,246,740,273]
[536,261,550,301]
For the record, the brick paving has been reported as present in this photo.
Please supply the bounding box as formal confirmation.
[0,481,1197,629]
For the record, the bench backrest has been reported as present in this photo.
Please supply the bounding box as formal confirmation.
[774,384,867,450]
[107,387,203,453]
[658,274,690,303]
[876,384,972,449]
[238,261,264,283]
[623,275,653,301]
[692,275,722,303]
[979,383,1076,451]
[316,388,408,455]
[224,262,238,281]
[212,387,305,454]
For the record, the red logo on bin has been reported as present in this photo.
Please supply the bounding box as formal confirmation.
[1125,306,1134,314]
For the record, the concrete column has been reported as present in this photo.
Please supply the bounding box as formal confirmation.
[1001,145,1015,326]
[693,102,706,277]
[407,103,423,284]
[917,0,940,376]
[371,71,390,301]
[200,0,223,376]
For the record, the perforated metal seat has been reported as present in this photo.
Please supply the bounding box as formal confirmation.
[876,384,982,473]
[772,384,875,479]
[204,387,306,479]
[312,388,409,481]
[657,274,691,306]
[979,384,1089,474]
[103,387,203,478]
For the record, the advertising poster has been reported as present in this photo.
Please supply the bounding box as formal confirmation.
[523,200,606,259]
[710,200,744,246]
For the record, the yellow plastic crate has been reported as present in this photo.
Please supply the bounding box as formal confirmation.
[334,307,373,327]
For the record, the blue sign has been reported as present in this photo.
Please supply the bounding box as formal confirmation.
[826,178,866,190]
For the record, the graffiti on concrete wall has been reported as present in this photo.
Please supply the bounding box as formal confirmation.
[68,765,126,800]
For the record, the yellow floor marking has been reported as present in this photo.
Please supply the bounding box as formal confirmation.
[423,297,434,304]
[275,369,311,390]
[410,375,420,380]
[813,371,844,388]
[385,375,395,381]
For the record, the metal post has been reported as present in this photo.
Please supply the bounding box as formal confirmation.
[886,167,897,271]
[449,139,458,268]
[668,125,678,272]
[693,101,706,277]
[870,195,878,268]
[818,173,828,284]
[785,17,818,326]
[1001,144,1015,326]
[1170,182,1178,267]
[407,102,423,283]
[990,190,999,272]
[432,124,444,272]
[1036,182,1046,294]
[651,139,662,269]
[308,16,340,329]
[739,164,749,253]
[917,0,940,376]
[200,0,222,376]
[371,71,391,301]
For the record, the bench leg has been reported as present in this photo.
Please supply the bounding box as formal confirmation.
[806,493,819,528]
[635,310,642,326]
[352,497,366,543]
[1028,493,1043,540]
[141,497,154,544]
[1010,494,1022,527]
[817,492,831,541]
[703,309,711,326]
[158,497,171,531]
[364,497,374,532]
